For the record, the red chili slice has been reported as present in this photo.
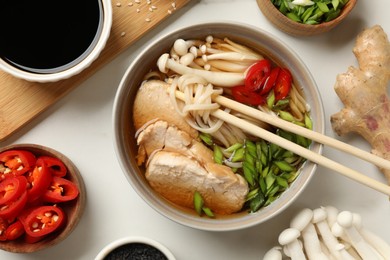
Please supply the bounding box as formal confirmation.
[260,67,280,95]
[231,85,266,106]
[0,150,36,176]
[38,156,67,177]
[0,191,27,220]
[244,59,272,92]
[5,219,25,240]
[23,206,66,242]
[26,159,52,203]
[0,217,8,241]
[43,176,79,203]
[0,176,28,205]
[274,68,292,101]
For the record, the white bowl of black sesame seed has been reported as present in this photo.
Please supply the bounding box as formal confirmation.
[95,236,176,260]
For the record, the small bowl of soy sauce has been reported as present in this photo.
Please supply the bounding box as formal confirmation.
[0,0,112,83]
[95,236,176,260]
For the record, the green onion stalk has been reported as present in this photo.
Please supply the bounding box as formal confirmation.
[271,0,350,25]
[199,94,313,214]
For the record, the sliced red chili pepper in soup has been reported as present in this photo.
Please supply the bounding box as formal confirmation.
[274,68,292,101]
[231,85,266,106]
[5,219,25,240]
[23,206,65,240]
[260,67,280,95]
[0,150,36,177]
[26,159,52,203]
[244,59,272,92]
[43,176,79,203]
[38,156,67,177]
[0,176,27,205]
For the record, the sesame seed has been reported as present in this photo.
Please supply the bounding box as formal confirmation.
[121,32,126,37]
[135,0,140,3]
[128,2,133,6]
[116,2,121,7]
[136,8,140,13]
[145,18,151,22]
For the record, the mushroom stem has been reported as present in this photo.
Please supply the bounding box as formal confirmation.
[290,208,330,260]
[337,211,383,260]
[312,208,344,260]
[335,243,356,260]
[352,213,390,259]
[331,223,362,260]
[278,228,307,260]
[202,52,260,62]
[157,53,245,87]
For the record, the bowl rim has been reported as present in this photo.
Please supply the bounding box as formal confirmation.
[95,236,176,260]
[113,21,325,231]
[0,0,113,83]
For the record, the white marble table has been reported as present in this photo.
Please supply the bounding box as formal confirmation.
[1,0,389,259]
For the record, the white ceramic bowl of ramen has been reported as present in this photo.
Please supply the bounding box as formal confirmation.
[0,0,112,83]
[113,21,325,231]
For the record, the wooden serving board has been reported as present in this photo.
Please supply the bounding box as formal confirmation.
[0,0,193,141]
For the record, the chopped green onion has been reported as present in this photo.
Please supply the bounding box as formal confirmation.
[193,191,204,216]
[213,145,223,165]
[202,207,215,218]
[199,132,213,146]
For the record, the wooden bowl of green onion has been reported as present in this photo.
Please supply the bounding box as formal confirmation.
[257,0,357,36]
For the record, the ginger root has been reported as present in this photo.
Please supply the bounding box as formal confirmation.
[331,25,390,185]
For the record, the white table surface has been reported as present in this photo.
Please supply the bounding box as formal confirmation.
[1,0,389,259]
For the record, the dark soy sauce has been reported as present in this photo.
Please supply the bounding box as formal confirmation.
[0,0,103,74]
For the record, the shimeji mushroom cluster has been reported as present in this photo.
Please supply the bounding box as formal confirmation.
[157,35,264,87]
[263,207,390,260]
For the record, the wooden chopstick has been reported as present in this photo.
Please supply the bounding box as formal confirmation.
[215,95,390,171]
[212,109,390,196]
[173,90,390,196]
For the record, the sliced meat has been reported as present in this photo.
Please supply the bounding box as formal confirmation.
[136,120,214,166]
[145,150,248,215]
[133,80,198,138]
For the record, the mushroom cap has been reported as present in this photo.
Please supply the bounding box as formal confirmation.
[323,205,339,226]
[290,208,313,231]
[331,222,345,237]
[312,207,327,223]
[173,39,189,56]
[263,246,283,260]
[278,228,301,245]
[157,53,170,73]
[337,211,354,228]
[179,53,195,66]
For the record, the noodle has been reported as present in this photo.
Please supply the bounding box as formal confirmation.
[162,36,311,148]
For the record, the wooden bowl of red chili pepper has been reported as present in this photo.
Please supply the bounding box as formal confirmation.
[0,143,86,253]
